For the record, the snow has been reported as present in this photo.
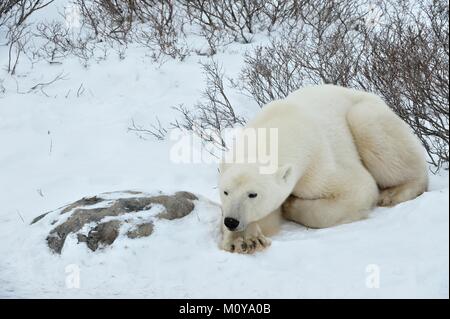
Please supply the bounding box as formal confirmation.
[0,4,448,299]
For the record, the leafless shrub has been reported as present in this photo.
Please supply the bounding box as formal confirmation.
[239,34,305,106]
[134,60,244,149]
[261,0,304,30]
[1,0,54,28]
[34,19,104,66]
[28,71,68,96]
[14,71,68,96]
[182,0,260,44]
[170,60,245,149]
[71,0,188,61]
[240,0,372,105]
[360,0,449,169]
[0,0,55,74]
[128,118,168,140]
[240,0,449,170]
[6,23,31,74]
[35,21,71,61]
[0,1,18,27]
[181,0,303,49]
[75,0,135,44]
[134,0,188,61]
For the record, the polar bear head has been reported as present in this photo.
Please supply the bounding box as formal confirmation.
[219,163,295,231]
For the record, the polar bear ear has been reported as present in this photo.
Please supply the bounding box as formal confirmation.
[276,164,293,184]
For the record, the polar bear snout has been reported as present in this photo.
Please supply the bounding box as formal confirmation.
[224,217,240,231]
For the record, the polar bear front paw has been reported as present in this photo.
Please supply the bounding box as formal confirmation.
[222,235,271,254]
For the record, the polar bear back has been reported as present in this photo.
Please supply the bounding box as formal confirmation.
[244,84,374,169]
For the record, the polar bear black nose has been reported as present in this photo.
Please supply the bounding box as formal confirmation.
[224,217,240,230]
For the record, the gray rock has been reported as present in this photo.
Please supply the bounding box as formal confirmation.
[31,196,105,225]
[154,191,196,220]
[127,222,154,239]
[35,191,198,254]
[77,220,121,251]
[31,212,50,224]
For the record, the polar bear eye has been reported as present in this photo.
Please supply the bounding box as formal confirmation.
[248,193,258,198]
[224,191,229,196]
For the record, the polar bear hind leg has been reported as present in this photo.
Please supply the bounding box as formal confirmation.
[282,166,378,228]
[346,94,428,207]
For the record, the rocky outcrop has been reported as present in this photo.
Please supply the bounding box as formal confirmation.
[32,191,198,254]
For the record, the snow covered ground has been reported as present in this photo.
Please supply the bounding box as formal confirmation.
[0,3,448,299]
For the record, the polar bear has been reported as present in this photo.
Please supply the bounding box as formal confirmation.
[219,84,428,254]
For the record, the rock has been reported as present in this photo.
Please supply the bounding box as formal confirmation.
[127,222,154,239]
[60,196,105,214]
[154,191,196,220]
[31,212,50,224]
[77,220,121,251]
[34,191,198,254]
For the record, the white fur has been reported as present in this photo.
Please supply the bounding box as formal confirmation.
[219,84,428,254]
